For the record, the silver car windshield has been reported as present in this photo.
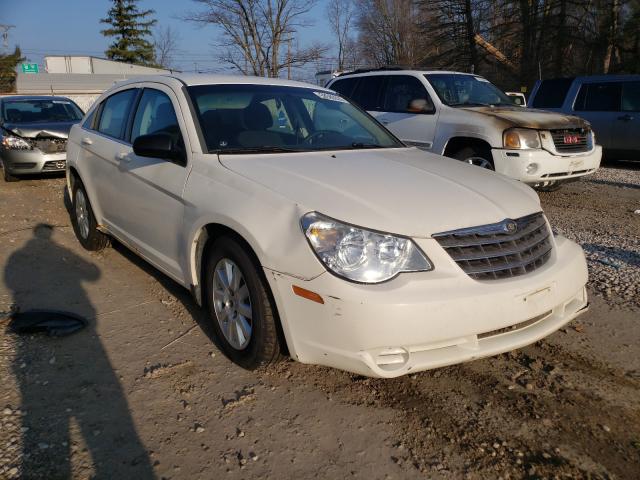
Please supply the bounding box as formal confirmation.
[425,74,513,107]
[187,84,404,153]
[2,99,84,123]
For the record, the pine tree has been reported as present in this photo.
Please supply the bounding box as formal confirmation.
[100,0,157,65]
[0,46,25,93]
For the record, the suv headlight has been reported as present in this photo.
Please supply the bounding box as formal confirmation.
[503,128,541,149]
[301,212,432,283]
[2,135,32,150]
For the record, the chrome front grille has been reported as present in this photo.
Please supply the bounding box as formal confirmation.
[433,213,553,280]
[549,128,590,153]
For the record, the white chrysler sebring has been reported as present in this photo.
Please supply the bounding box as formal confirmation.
[66,74,589,378]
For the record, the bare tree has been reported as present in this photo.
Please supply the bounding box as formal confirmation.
[355,0,422,67]
[184,0,326,77]
[153,25,180,69]
[327,0,355,70]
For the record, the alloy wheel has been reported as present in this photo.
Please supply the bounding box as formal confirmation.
[465,156,494,170]
[212,258,253,350]
[75,190,90,239]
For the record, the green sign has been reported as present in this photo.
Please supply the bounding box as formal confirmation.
[21,63,39,74]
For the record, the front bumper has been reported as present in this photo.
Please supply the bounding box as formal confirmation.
[492,146,602,185]
[0,148,67,174]
[265,235,588,378]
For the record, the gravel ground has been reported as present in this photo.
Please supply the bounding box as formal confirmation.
[0,167,639,480]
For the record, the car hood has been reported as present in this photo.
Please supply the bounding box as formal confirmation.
[219,148,541,238]
[462,105,589,130]
[1,121,77,139]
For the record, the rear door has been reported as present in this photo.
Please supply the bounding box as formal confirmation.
[112,84,191,280]
[572,82,621,150]
[375,75,438,150]
[77,88,138,225]
[618,81,640,153]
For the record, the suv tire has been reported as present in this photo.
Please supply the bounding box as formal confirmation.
[452,146,495,170]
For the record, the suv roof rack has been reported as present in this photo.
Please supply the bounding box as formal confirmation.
[337,65,412,77]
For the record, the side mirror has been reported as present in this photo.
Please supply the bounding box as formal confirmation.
[133,133,185,164]
[407,99,435,114]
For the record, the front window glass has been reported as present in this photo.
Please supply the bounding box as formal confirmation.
[621,81,640,112]
[574,83,621,112]
[131,89,181,142]
[188,84,403,153]
[2,98,83,123]
[425,74,512,107]
[382,76,434,113]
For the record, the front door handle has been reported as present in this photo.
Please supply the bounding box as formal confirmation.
[81,137,93,146]
[116,152,130,163]
[618,114,634,121]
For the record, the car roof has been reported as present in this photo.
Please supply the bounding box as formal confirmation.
[0,95,76,102]
[111,73,329,91]
[333,69,480,79]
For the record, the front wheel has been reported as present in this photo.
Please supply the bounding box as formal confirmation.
[2,160,19,182]
[71,182,110,251]
[204,236,282,369]
[451,146,495,170]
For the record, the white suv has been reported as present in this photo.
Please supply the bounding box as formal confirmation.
[327,69,602,190]
[66,74,589,378]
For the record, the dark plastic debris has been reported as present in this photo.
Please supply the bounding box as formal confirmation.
[8,310,87,337]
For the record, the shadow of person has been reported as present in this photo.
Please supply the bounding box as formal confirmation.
[5,224,155,479]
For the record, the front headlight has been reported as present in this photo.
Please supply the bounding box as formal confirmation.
[2,135,32,150]
[301,212,432,283]
[503,128,541,149]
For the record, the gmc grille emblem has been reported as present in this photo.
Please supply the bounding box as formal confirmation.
[563,134,580,144]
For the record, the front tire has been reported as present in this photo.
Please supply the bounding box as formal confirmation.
[451,146,495,170]
[71,181,110,251]
[2,160,19,182]
[204,236,282,369]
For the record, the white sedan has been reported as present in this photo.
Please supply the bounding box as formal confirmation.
[66,74,589,378]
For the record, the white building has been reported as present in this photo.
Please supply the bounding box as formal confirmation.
[15,56,172,111]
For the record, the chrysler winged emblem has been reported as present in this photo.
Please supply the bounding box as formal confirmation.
[504,220,518,234]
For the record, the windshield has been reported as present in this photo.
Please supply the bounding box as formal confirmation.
[424,74,513,107]
[187,84,404,153]
[2,99,84,123]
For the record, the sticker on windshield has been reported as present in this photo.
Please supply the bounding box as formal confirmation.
[313,91,348,103]
[475,77,490,82]
[52,100,72,104]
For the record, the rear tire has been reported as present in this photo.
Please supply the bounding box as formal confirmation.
[204,236,282,369]
[451,146,495,170]
[71,181,110,251]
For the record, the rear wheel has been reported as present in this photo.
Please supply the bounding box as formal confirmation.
[451,146,495,170]
[204,236,282,369]
[71,181,110,251]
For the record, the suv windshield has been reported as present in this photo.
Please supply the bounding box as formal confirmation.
[2,99,84,123]
[425,74,513,107]
[187,84,403,153]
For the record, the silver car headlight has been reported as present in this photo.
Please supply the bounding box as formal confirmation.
[301,212,432,283]
[503,128,541,149]
[2,135,32,150]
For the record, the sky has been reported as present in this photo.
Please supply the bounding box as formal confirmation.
[1,0,333,81]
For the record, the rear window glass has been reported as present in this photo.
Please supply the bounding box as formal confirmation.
[350,76,385,111]
[574,83,621,112]
[329,77,358,98]
[530,78,575,108]
[621,81,640,112]
[96,89,137,140]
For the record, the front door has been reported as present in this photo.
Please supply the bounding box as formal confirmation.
[375,75,438,150]
[617,81,640,153]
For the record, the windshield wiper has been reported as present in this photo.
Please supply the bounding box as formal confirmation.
[214,146,301,154]
[349,142,384,149]
[448,102,491,107]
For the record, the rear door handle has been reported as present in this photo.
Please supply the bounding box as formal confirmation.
[116,152,130,163]
[81,137,93,146]
[618,114,634,121]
